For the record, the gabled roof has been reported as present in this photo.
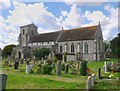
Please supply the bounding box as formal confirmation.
[29,25,99,43]
[20,23,37,28]
[58,25,98,42]
[29,31,61,43]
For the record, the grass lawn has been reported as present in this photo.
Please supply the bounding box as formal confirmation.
[2,61,86,89]
[1,58,120,89]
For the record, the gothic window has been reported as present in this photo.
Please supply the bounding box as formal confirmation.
[65,44,67,52]
[60,45,62,53]
[77,43,80,52]
[84,42,88,53]
[71,43,74,53]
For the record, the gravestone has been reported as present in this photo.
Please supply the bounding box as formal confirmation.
[14,59,19,69]
[26,61,31,74]
[44,60,47,65]
[65,64,69,74]
[98,68,101,79]
[103,61,107,73]
[41,57,44,62]
[91,74,95,86]
[86,76,92,90]
[76,63,79,70]
[0,73,7,91]
[56,60,61,75]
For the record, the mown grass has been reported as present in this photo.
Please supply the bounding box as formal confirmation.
[1,58,120,89]
[2,62,86,89]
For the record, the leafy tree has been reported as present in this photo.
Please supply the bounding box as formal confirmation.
[32,48,50,60]
[2,44,16,58]
[110,33,120,58]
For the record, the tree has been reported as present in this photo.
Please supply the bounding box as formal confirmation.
[110,33,120,58]
[64,53,67,62]
[2,44,16,58]
[80,61,87,76]
[32,48,50,60]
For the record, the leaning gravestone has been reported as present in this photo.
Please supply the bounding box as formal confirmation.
[56,60,61,75]
[0,73,7,91]
[65,64,69,74]
[26,61,31,74]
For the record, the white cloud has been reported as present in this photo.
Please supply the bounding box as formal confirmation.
[56,0,107,6]
[1,2,63,49]
[0,0,11,10]
[0,16,19,49]
[62,4,83,27]
[6,2,61,30]
[83,4,118,40]
[61,11,68,17]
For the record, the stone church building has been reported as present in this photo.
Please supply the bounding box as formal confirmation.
[13,23,105,61]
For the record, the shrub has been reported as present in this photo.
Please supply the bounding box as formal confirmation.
[46,59,53,65]
[64,53,67,62]
[32,48,50,60]
[80,61,87,76]
[41,64,53,74]
[36,64,41,74]
[61,63,65,71]
[54,56,58,63]
[30,69,34,73]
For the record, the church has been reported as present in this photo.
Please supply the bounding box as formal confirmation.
[12,22,105,61]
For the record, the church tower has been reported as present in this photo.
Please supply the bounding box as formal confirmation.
[18,24,38,47]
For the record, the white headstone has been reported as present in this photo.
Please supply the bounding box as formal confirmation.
[44,60,46,65]
[86,76,92,90]
[76,64,79,70]
[104,61,107,73]
[26,65,31,74]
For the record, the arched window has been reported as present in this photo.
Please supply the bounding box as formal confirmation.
[71,43,74,53]
[84,42,88,53]
[65,44,67,52]
[77,43,80,52]
[60,45,62,53]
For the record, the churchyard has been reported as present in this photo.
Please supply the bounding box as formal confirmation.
[1,57,120,90]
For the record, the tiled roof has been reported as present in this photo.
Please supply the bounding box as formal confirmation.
[29,25,99,43]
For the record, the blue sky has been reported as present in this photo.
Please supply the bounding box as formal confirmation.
[0,0,119,49]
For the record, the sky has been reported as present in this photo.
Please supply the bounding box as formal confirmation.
[0,0,119,49]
